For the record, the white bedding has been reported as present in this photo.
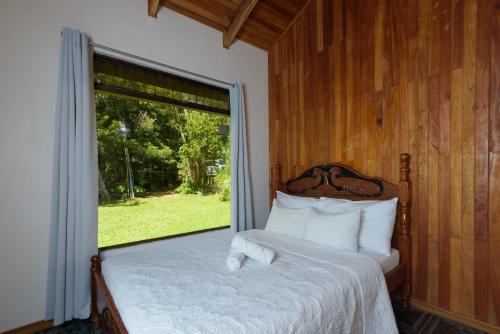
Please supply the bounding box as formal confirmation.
[360,248,400,274]
[102,229,398,334]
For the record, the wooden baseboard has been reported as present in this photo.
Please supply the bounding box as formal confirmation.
[2,320,53,334]
[411,300,500,334]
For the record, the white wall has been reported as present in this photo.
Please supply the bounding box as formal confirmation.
[0,0,269,331]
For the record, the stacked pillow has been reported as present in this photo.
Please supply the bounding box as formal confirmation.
[276,191,325,209]
[265,200,312,239]
[265,191,398,255]
[320,197,398,255]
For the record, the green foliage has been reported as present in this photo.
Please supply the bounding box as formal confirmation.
[174,108,230,194]
[176,181,201,195]
[217,176,230,202]
[215,149,231,201]
[96,92,230,200]
[114,182,129,198]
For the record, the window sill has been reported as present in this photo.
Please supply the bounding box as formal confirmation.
[98,225,230,252]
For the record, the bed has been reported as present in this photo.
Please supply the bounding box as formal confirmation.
[90,153,411,334]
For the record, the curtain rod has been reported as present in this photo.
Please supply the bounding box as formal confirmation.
[88,42,234,89]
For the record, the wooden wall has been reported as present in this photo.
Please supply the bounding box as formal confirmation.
[268,0,500,327]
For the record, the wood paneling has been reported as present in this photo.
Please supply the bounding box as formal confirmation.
[158,0,310,50]
[268,0,500,327]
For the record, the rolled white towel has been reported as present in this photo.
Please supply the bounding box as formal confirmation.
[231,234,275,264]
[226,249,246,271]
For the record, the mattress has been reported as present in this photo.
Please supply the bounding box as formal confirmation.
[101,229,398,334]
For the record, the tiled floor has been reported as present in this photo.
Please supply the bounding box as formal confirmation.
[393,302,486,334]
[37,319,102,334]
[39,303,486,334]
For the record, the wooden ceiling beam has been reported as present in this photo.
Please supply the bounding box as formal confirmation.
[148,0,161,18]
[223,0,259,48]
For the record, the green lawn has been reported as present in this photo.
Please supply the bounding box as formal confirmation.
[98,193,230,248]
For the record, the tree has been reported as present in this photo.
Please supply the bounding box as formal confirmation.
[174,108,230,193]
[95,92,230,199]
[96,93,180,198]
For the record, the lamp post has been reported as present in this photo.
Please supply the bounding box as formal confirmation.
[118,121,135,199]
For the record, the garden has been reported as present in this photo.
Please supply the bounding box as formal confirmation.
[96,93,230,247]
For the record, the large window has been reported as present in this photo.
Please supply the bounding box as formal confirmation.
[94,55,230,248]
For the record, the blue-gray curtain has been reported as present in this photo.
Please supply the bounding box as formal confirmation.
[46,27,98,325]
[229,83,254,232]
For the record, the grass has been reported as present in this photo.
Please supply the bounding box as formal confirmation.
[98,193,230,248]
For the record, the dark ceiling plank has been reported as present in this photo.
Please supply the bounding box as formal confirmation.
[238,34,270,50]
[261,0,301,19]
[238,18,280,48]
[250,2,290,31]
[211,0,241,12]
[161,0,231,27]
[245,12,285,35]
[155,0,311,50]
[161,2,226,31]
[148,0,161,17]
[223,0,259,48]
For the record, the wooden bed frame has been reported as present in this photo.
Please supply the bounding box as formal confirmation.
[271,153,412,307]
[90,153,411,334]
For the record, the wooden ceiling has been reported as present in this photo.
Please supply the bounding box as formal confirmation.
[148,0,310,50]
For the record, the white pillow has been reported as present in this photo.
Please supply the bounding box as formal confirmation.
[320,197,398,255]
[265,200,311,239]
[276,191,323,209]
[304,209,361,251]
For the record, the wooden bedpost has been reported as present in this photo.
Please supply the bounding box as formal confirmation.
[271,164,283,201]
[90,255,101,330]
[398,153,411,307]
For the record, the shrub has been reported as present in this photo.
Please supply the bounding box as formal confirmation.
[176,181,202,195]
[219,184,230,202]
[215,168,230,202]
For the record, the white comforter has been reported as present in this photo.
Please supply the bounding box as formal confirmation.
[102,229,398,334]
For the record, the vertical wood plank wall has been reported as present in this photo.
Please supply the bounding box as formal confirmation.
[268,0,500,326]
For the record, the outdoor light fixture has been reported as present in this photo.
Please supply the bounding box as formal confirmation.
[118,121,131,138]
[118,120,134,199]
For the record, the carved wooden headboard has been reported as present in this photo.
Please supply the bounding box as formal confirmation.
[276,162,400,200]
[271,153,411,295]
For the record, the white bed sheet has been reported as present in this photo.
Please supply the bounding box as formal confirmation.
[102,229,398,334]
[360,248,400,274]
